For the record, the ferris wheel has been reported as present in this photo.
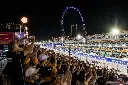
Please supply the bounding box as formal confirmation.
[60,6,87,38]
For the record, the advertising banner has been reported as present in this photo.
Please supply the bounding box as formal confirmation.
[0,32,14,44]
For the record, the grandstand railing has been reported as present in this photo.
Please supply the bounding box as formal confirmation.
[106,81,128,85]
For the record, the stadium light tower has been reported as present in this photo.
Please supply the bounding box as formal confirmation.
[111,28,120,35]
[71,25,74,38]
[76,34,82,40]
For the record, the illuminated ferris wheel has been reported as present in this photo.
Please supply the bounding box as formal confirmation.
[60,6,87,38]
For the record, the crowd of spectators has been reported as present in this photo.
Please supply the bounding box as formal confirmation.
[1,36,128,85]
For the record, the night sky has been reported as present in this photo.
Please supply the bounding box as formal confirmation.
[0,0,128,40]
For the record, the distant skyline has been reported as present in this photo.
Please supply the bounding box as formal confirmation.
[0,0,128,40]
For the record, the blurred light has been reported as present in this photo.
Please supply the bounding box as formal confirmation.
[76,34,82,40]
[122,44,126,47]
[25,27,28,30]
[115,44,118,47]
[26,31,28,34]
[83,38,86,42]
[61,37,64,41]
[109,44,112,47]
[5,50,8,51]
[21,17,28,23]
[40,45,43,48]
[98,44,101,47]
[111,28,120,35]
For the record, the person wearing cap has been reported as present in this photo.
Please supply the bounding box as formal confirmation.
[25,60,39,85]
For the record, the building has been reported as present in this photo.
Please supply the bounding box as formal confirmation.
[87,30,128,42]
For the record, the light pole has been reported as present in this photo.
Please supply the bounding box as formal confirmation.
[71,25,74,38]
[76,24,78,33]
[21,17,28,38]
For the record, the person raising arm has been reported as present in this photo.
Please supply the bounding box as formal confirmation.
[23,36,35,56]
[85,68,93,85]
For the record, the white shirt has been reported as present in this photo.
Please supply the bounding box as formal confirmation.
[125,81,128,84]
[25,67,36,77]
[38,55,48,61]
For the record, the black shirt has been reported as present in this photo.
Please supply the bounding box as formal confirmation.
[38,66,52,77]
[78,70,85,82]
[71,71,78,85]
[3,51,24,76]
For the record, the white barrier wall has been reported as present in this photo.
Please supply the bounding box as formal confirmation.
[44,46,128,75]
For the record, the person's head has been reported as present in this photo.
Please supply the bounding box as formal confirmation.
[50,57,55,64]
[32,53,37,59]
[37,50,42,58]
[8,42,15,51]
[24,58,31,65]
[40,59,48,66]
[29,61,35,66]
[29,59,38,67]
[19,44,24,48]
[33,58,38,65]
[9,41,22,52]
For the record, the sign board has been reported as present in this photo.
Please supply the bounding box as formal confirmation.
[0,32,14,44]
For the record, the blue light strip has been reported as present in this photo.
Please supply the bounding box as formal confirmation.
[56,47,128,65]
[44,44,128,65]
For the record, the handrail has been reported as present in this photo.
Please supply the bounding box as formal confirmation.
[106,81,125,85]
